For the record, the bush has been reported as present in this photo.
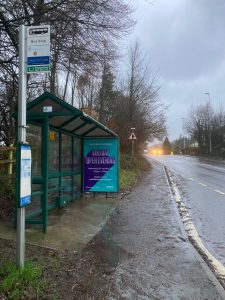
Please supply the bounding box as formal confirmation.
[119,153,150,191]
[0,174,15,198]
[0,174,15,220]
[120,153,150,172]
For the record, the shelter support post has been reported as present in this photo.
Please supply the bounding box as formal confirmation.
[42,118,49,232]
[58,130,62,206]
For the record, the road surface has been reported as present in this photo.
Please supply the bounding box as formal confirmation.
[148,154,225,267]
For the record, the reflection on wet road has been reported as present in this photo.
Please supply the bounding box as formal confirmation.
[149,155,225,266]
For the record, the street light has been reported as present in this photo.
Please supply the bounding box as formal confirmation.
[204,92,212,154]
[182,118,186,151]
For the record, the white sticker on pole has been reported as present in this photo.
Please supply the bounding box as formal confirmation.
[26,25,50,73]
[19,145,32,207]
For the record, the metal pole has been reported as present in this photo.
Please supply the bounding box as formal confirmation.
[132,140,134,157]
[205,92,212,154]
[209,130,212,154]
[208,93,212,154]
[182,118,185,150]
[17,24,27,268]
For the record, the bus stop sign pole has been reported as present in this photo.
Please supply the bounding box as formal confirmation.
[17,24,27,268]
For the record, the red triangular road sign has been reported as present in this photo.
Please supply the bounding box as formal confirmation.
[129,132,137,140]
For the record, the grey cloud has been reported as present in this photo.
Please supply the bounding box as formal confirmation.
[135,0,225,81]
[127,0,225,139]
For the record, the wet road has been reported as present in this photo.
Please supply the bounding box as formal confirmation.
[148,154,225,266]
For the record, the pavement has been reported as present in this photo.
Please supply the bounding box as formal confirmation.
[102,158,225,299]
[0,194,118,251]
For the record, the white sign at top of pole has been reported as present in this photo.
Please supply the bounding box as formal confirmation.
[26,25,50,74]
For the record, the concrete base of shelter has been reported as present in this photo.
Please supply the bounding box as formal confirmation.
[0,194,119,251]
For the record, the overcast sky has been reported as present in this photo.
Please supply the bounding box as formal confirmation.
[126,0,225,141]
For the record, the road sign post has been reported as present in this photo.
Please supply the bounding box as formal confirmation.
[132,140,134,157]
[129,132,137,157]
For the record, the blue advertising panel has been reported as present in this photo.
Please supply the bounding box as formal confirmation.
[83,138,118,192]
[18,145,32,207]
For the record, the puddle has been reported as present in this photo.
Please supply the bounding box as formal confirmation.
[92,225,134,267]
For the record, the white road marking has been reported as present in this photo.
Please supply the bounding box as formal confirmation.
[188,178,225,195]
[214,189,225,195]
[165,167,225,284]
[192,162,225,172]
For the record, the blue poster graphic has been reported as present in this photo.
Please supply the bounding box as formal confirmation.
[83,139,118,192]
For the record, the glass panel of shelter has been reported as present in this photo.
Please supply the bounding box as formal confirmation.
[48,132,82,207]
[26,124,43,222]
[48,130,60,208]
[25,123,82,225]
[27,124,42,176]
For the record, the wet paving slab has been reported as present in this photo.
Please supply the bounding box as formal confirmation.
[0,194,118,251]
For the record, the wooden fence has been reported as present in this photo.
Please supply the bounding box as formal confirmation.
[0,146,16,175]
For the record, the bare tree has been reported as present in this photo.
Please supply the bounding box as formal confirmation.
[76,72,97,109]
[185,103,215,154]
[112,42,167,151]
[0,0,134,144]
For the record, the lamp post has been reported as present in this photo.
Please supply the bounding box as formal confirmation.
[205,92,212,154]
[182,118,186,151]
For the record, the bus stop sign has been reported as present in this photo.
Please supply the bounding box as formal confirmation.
[26,25,50,73]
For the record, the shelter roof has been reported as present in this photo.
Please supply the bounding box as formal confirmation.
[26,92,118,138]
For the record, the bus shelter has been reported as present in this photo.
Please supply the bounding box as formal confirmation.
[16,92,118,232]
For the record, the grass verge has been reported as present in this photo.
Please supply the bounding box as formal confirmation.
[120,153,150,191]
[0,261,44,299]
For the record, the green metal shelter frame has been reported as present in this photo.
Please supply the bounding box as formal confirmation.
[16,92,118,232]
